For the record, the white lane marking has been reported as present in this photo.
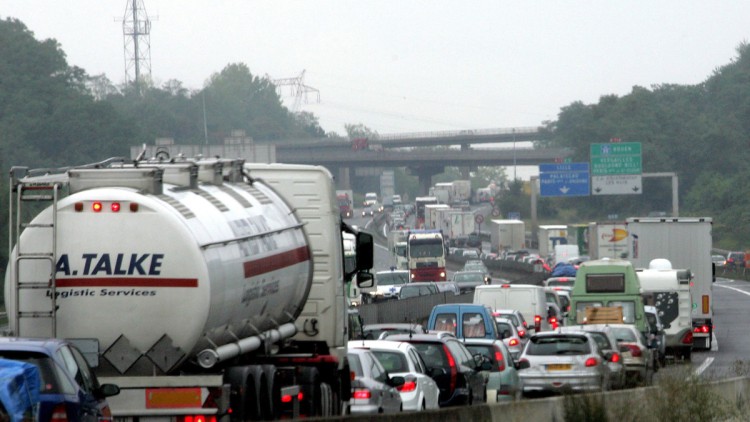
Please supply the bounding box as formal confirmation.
[375,243,389,252]
[715,283,750,297]
[694,357,715,377]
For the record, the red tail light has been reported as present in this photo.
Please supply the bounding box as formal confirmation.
[584,357,599,367]
[534,315,542,324]
[509,338,519,347]
[522,321,528,328]
[443,344,458,393]
[693,325,710,334]
[51,404,68,422]
[518,329,526,338]
[610,352,621,363]
[681,331,694,345]
[398,380,417,392]
[549,317,557,324]
[501,284,511,288]
[494,347,506,371]
[623,343,642,357]
[353,389,371,399]
[182,416,216,422]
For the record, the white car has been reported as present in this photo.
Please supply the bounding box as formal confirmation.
[369,270,409,302]
[349,340,440,411]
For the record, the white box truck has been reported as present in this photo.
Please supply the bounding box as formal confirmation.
[452,180,472,203]
[447,210,475,242]
[490,219,525,253]
[588,222,629,259]
[538,225,568,258]
[6,158,375,420]
[626,217,713,350]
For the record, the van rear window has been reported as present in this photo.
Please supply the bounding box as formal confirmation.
[585,274,625,293]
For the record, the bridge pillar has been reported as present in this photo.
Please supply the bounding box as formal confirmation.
[336,167,351,189]
[414,166,444,196]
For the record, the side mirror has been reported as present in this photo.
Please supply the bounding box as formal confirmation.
[356,272,374,289]
[97,383,121,399]
[356,232,374,270]
[516,359,530,370]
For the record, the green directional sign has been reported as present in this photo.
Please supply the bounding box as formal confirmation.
[590,142,642,175]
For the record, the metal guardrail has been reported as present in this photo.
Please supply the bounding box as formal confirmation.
[377,126,543,141]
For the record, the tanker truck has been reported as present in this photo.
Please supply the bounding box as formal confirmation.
[5,157,375,421]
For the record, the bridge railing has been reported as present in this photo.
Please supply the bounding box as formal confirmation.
[377,126,543,141]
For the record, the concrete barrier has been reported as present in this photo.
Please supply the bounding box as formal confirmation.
[308,377,750,421]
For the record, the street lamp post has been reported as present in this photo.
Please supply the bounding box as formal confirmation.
[513,129,517,180]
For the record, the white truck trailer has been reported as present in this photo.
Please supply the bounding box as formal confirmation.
[432,182,454,205]
[538,225,568,258]
[5,158,375,420]
[490,219,525,253]
[451,180,472,203]
[588,222,628,259]
[626,217,713,350]
[447,211,475,243]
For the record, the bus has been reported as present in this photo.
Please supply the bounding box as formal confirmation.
[414,196,438,229]
[567,258,647,334]
[407,229,447,281]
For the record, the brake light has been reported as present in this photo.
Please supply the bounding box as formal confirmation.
[92,202,103,212]
[281,392,304,403]
[111,202,121,212]
[509,338,519,347]
[682,331,694,345]
[693,325,710,334]
[398,380,417,392]
[549,317,557,324]
[610,352,621,363]
[623,343,642,357]
[494,347,506,371]
[352,389,371,399]
[534,315,542,324]
[182,416,216,422]
[585,357,599,367]
[51,404,68,422]
[522,321,528,328]
[518,329,526,338]
[501,284,511,288]
[443,344,458,393]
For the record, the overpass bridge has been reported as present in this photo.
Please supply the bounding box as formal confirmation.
[267,126,570,193]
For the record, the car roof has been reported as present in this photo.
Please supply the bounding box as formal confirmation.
[387,332,457,342]
[0,337,67,355]
[375,269,409,275]
[348,340,416,352]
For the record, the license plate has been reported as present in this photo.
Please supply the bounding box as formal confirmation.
[546,364,572,371]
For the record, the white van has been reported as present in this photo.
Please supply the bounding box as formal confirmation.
[553,244,580,266]
[473,284,550,332]
[636,259,694,360]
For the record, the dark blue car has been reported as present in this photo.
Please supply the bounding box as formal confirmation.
[0,338,119,422]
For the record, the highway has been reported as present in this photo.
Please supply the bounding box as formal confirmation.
[345,208,750,418]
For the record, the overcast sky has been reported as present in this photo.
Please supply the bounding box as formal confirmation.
[4,1,750,137]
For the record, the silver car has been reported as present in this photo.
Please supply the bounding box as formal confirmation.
[608,324,655,386]
[517,331,613,395]
[557,325,627,389]
[349,340,440,411]
[494,317,524,361]
[347,348,404,414]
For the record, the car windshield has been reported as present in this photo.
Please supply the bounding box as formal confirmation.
[495,322,513,339]
[526,335,590,355]
[377,272,408,285]
[410,240,444,258]
[498,313,520,327]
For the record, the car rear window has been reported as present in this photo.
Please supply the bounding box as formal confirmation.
[371,351,409,373]
[526,335,590,356]
[587,332,613,351]
[499,314,519,327]
[411,342,448,369]
[612,327,638,343]
[495,322,513,339]
[0,351,71,394]
[465,344,499,371]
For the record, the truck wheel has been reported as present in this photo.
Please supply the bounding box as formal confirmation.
[225,366,259,421]
[320,382,333,416]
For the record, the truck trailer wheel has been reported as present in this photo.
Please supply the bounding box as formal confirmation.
[225,366,260,421]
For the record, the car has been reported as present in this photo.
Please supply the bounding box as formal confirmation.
[370,269,410,302]
[607,324,656,386]
[462,338,522,403]
[387,332,486,407]
[493,317,524,361]
[517,331,614,396]
[451,271,490,293]
[644,305,667,368]
[434,281,461,296]
[492,309,529,340]
[544,276,576,289]
[724,251,746,272]
[466,233,482,247]
[462,259,489,274]
[0,338,120,422]
[347,347,404,414]
[362,205,375,217]
[557,325,627,390]
[348,340,440,411]
[712,254,726,268]
[398,282,439,300]
[363,323,426,340]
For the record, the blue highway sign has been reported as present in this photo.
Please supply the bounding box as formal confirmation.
[539,163,590,197]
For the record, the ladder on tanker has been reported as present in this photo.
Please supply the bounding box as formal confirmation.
[8,167,66,338]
